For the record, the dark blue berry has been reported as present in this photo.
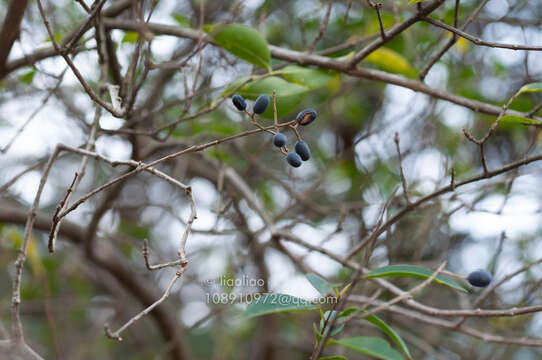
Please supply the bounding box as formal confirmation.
[286,152,302,168]
[253,94,270,114]
[296,109,317,126]
[467,270,492,287]
[294,141,310,161]
[232,94,247,111]
[273,133,287,147]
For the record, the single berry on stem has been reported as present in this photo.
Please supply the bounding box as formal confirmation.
[294,141,311,161]
[273,133,287,147]
[232,94,247,111]
[286,152,302,168]
[467,270,492,287]
[253,94,270,114]
[296,109,318,126]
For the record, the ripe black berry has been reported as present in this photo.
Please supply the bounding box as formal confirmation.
[273,133,287,147]
[296,109,317,126]
[253,94,270,114]
[232,94,247,111]
[286,152,302,167]
[467,270,492,287]
[294,141,310,161]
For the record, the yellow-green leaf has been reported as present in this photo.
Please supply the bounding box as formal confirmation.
[208,24,271,71]
[121,31,139,44]
[365,48,417,78]
[364,14,395,35]
[500,115,542,127]
[455,36,470,55]
[408,0,427,4]
[518,83,542,95]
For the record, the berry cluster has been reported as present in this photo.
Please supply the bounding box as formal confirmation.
[232,93,318,168]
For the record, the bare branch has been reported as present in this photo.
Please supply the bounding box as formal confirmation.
[307,1,332,53]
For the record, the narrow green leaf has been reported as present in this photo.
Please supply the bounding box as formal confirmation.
[499,115,541,127]
[121,31,139,44]
[365,313,412,359]
[330,324,345,336]
[316,311,345,338]
[280,65,338,89]
[365,265,467,292]
[364,48,417,78]
[408,0,427,4]
[318,307,326,321]
[338,282,352,298]
[319,357,348,360]
[307,273,338,296]
[314,322,323,341]
[320,310,338,330]
[208,23,271,71]
[518,82,542,95]
[328,336,404,360]
[243,293,318,318]
[339,306,359,318]
[224,76,309,118]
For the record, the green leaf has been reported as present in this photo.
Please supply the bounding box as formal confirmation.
[313,322,323,341]
[208,23,271,71]
[328,336,404,360]
[408,0,427,4]
[364,48,417,78]
[280,65,338,89]
[499,115,542,127]
[171,13,191,27]
[518,82,542,95]
[316,311,345,338]
[319,357,348,360]
[365,265,467,292]
[330,324,345,337]
[121,31,139,44]
[307,273,339,296]
[365,313,412,359]
[18,69,36,84]
[243,293,318,318]
[320,310,338,330]
[339,306,358,318]
[225,76,309,118]
[338,282,352,298]
[318,307,326,321]
[44,32,62,43]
